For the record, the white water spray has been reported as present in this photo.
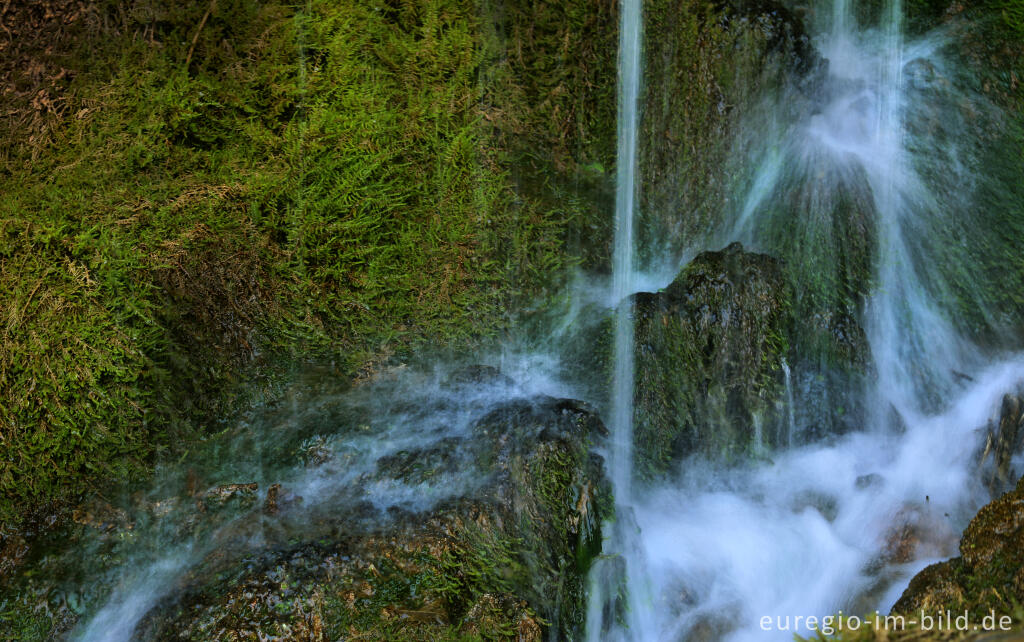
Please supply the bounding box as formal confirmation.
[597,0,1024,639]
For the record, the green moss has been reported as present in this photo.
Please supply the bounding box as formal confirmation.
[0,0,614,525]
[891,1,1024,348]
[478,0,619,273]
[637,0,807,266]
[631,244,792,477]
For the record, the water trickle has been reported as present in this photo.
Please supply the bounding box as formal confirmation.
[782,358,796,448]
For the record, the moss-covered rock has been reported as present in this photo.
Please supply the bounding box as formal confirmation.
[563,240,869,479]
[114,392,612,641]
[891,473,1024,622]
[885,0,1024,351]
[630,242,790,475]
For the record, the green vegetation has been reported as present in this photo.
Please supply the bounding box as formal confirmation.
[638,0,808,266]
[631,243,792,477]
[894,0,1024,348]
[0,0,616,525]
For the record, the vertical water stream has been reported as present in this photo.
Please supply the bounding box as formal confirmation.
[592,0,1024,639]
[609,0,642,508]
[584,0,654,638]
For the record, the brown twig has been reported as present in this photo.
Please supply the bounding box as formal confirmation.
[20,276,45,320]
[184,0,217,70]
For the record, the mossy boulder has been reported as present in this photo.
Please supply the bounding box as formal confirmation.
[892,472,1024,622]
[561,241,869,479]
[631,242,791,475]
[129,393,610,641]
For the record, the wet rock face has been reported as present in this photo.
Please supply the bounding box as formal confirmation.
[893,559,968,615]
[979,391,1024,494]
[628,240,872,478]
[632,242,791,474]
[721,0,820,74]
[893,473,1024,619]
[638,0,827,268]
[138,391,610,641]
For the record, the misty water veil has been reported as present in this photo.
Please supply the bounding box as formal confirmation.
[19,0,1024,640]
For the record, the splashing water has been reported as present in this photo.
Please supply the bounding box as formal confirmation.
[593,0,1024,639]
[11,0,1023,640]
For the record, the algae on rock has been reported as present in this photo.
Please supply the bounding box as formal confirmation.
[631,242,791,475]
[20,379,612,642]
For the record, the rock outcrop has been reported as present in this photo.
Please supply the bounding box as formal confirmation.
[632,242,791,474]
[563,241,870,479]
[979,390,1024,495]
[893,475,1024,621]
[132,391,610,641]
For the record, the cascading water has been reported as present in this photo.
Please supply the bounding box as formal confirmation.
[585,0,657,638]
[8,1,1024,640]
[592,0,1024,639]
[60,360,581,642]
[610,0,642,511]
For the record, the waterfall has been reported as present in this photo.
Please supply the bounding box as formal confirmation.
[598,0,1024,639]
[585,0,653,639]
[609,0,642,505]
[14,0,1024,640]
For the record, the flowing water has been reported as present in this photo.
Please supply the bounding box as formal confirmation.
[585,0,659,638]
[66,358,581,641]
[8,0,1024,640]
[588,0,1024,639]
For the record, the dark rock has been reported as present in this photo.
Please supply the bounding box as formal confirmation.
[979,391,1024,494]
[137,394,610,641]
[632,242,792,475]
